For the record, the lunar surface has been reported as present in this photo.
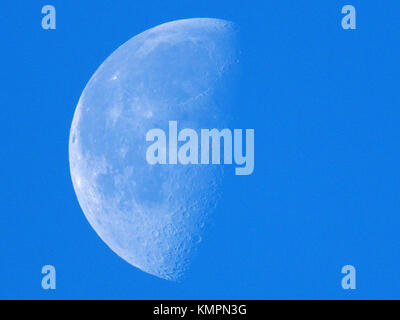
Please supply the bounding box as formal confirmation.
[69,18,239,280]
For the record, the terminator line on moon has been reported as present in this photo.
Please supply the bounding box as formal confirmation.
[69,18,240,280]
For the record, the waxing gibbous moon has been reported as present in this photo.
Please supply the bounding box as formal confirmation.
[69,18,240,281]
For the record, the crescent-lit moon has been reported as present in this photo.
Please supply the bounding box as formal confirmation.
[69,18,239,280]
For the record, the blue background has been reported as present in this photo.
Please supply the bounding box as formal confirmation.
[1,0,400,299]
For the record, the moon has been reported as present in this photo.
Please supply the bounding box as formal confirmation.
[69,18,239,281]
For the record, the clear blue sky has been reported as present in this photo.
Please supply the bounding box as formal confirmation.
[1,0,400,299]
